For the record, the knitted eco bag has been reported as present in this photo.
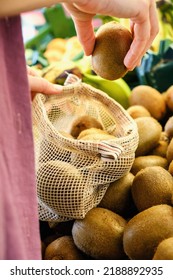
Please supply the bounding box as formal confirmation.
[32,75,138,222]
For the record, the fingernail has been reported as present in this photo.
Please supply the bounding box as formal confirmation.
[53,84,63,92]
[124,58,133,70]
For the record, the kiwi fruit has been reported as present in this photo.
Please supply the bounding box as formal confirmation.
[164,116,173,139]
[135,116,162,157]
[72,207,127,259]
[168,160,173,175]
[38,139,72,164]
[77,127,116,141]
[44,236,85,260]
[131,155,168,175]
[78,133,116,141]
[99,172,136,217]
[131,166,173,211]
[70,115,103,138]
[165,85,173,111]
[127,105,151,119]
[166,138,173,164]
[129,85,166,120]
[77,127,108,139]
[123,204,173,260]
[160,131,170,142]
[151,140,169,158]
[37,160,85,218]
[92,21,132,80]
[153,237,173,260]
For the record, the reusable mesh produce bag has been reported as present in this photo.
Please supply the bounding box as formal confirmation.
[32,76,139,222]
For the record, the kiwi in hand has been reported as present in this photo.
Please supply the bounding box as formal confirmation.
[92,21,132,80]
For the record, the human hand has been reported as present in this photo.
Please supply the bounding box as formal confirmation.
[63,0,159,70]
[27,66,62,100]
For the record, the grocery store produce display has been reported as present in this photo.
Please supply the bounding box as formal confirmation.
[37,82,173,260]
[26,3,173,260]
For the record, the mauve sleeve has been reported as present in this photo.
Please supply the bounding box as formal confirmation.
[0,16,41,260]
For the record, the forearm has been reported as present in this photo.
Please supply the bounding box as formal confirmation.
[0,0,68,17]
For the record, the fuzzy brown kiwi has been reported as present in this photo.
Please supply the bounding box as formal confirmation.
[129,85,166,120]
[77,127,116,141]
[166,138,173,164]
[72,207,127,259]
[131,166,173,212]
[164,116,173,139]
[44,236,85,260]
[135,116,162,157]
[131,155,168,175]
[168,160,173,175]
[99,172,136,218]
[165,85,173,111]
[151,140,169,158]
[127,105,151,119]
[152,131,170,158]
[70,115,103,138]
[77,127,108,139]
[123,204,173,260]
[78,133,116,141]
[152,237,173,260]
[37,160,85,218]
[92,21,132,80]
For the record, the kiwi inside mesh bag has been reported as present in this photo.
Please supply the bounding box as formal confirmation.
[32,79,138,222]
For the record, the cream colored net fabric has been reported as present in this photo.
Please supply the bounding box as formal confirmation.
[32,77,138,222]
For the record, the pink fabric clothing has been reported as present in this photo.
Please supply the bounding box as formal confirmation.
[0,16,41,259]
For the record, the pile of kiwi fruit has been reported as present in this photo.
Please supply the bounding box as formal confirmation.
[38,21,173,260]
[39,82,173,260]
